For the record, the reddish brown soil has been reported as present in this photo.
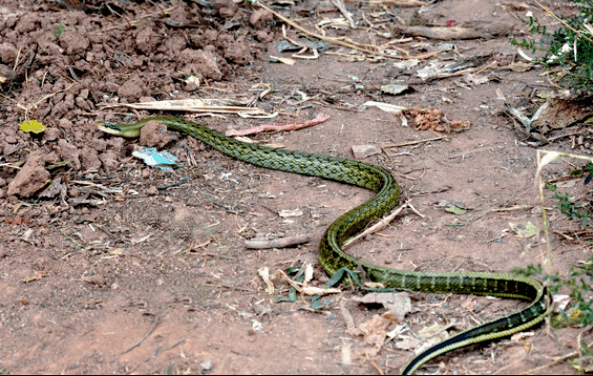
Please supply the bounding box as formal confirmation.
[0,0,589,374]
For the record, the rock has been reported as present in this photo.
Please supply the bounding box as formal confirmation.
[14,13,38,33]
[146,186,158,196]
[4,132,17,144]
[75,96,92,111]
[198,360,213,372]
[352,144,381,159]
[7,151,51,198]
[81,274,108,287]
[38,41,63,55]
[39,176,66,199]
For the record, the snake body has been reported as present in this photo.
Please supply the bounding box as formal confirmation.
[98,116,548,374]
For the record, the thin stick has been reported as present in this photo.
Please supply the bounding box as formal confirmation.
[168,338,186,350]
[370,361,385,375]
[406,201,425,219]
[426,60,498,80]
[123,315,159,354]
[382,136,447,148]
[488,205,535,213]
[343,203,408,247]
[0,163,21,170]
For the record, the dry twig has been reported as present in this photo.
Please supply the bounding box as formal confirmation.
[244,233,316,249]
[382,136,448,148]
[123,315,159,354]
[343,202,409,247]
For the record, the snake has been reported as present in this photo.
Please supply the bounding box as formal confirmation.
[97,116,549,374]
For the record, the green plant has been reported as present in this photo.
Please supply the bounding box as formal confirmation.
[563,259,593,327]
[547,183,593,228]
[55,23,65,36]
[510,0,593,93]
[514,158,593,330]
[512,258,593,329]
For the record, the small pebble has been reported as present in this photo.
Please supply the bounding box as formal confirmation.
[352,144,381,159]
[198,359,213,372]
[146,186,158,196]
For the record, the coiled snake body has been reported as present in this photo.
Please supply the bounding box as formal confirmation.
[98,116,548,374]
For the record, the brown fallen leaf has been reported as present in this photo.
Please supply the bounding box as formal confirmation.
[358,313,399,356]
[352,292,412,322]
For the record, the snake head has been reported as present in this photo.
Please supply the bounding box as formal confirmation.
[97,121,121,134]
[96,121,141,137]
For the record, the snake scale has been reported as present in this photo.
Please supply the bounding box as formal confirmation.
[98,116,549,374]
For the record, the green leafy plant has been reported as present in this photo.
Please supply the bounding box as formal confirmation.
[55,23,65,36]
[512,258,593,329]
[510,0,593,93]
[547,183,593,228]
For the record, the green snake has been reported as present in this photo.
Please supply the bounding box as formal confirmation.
[98,116,549,374]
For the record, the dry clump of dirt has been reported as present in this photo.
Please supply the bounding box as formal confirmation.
[407,108,470,133]
[0,0,273,200]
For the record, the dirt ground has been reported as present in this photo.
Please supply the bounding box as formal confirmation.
[0,0,591,374]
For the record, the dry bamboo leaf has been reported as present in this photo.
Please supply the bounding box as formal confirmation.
[101,98,268,115]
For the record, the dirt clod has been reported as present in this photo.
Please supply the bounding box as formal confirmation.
[140,120,171,148]
[0,42,17,63]
[60,28,90,55]
[7,151,51,197]
[58,139,81,170]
